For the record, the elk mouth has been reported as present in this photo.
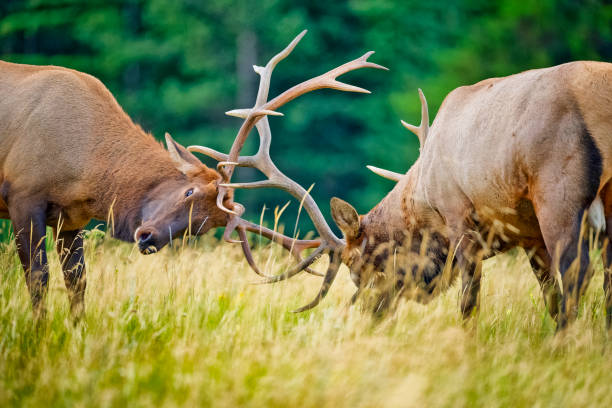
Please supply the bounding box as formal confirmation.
[140,245,158,255]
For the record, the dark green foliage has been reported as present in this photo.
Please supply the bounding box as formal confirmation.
[1,0,610,236]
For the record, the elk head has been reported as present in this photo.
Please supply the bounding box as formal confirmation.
[330,89,451,306]
[187,30,388,311]
[133,133,233,254]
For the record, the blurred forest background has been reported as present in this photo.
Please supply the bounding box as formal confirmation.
[1,0,611,236]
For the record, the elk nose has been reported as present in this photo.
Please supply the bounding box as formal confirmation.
[136,229,155,252]
[138,231,152,244]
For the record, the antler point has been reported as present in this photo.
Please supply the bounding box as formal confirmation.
[226,109,252,118]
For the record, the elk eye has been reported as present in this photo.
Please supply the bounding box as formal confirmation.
[185,188,194,198]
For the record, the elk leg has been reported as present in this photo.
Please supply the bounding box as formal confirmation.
[533,123,604,330]
[535,204,592,330]
[602,217,612,329]
[9,201,49,317]
[55,229,86,319]
[605,258,612,329]
[527,247,562,322]
[459,259,482,319]
[559,220,592,329]
[455,234,486,319]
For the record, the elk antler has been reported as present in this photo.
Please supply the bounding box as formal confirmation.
[366,165,404,182]
[366,88,429,182]
[189,30,387,311]
[401,88,429,148]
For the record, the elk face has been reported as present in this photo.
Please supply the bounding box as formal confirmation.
[134,134,231,254]
[330,197,449,302]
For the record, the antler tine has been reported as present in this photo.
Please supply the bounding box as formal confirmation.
[239,223,323,277]
[292,252,342,312]
[212,31,310,217]
[218,30,308,185]
[366,91,428,184]
[401,88,429,147]
[264,50,389,112]
[237,227,321,278]
[239,217,320,256]
[252,244,328,284]
[366,165,404,182]
[187,145,258,168]
[254,29,308,106]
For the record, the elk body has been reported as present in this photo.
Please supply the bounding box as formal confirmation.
[0,60,236,316]
[332,61,612,329]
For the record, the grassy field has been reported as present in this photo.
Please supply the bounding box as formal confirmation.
[1,232,612,408]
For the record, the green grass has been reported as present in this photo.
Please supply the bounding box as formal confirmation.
[1,234,611,407]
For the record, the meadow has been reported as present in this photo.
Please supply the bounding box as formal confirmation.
[1,231,612,408]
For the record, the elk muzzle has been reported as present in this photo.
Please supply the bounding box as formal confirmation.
[134,226,159,254]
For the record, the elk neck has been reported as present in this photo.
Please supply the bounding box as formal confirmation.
[362,158,446,245]
[361,165,418,244]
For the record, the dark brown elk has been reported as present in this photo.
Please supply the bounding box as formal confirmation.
[331,61,612,330]
[0,57,321,317]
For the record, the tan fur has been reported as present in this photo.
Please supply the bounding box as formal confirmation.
[338,61,612,327]
[410,62,611,245]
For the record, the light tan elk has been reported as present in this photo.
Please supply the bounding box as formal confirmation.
[333,61,612,329]
[0,49,348,316]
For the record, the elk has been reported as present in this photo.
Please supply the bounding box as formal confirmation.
[0,57,321,317]
[331,61,612,329]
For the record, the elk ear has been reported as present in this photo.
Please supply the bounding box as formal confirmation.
[165,132,202,174]
[330,197,360,241]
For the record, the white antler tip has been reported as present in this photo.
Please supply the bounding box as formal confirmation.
[418,88,426,100]
[362,51,375,59]
[366,165,403,182]
[226,109,251,118]
[372,63,389,71]
[334,81,370,94]
[256,109,284,117]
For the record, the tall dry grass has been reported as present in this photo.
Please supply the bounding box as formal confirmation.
[1,232,611,407]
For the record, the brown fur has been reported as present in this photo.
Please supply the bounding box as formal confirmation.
[0,60,228,316]
[333,61,612,328]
